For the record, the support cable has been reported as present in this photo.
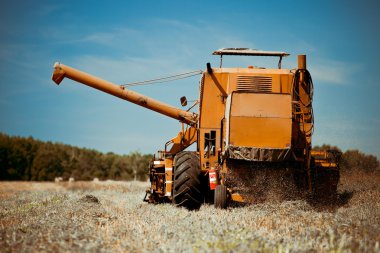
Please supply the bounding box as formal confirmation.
[121,70,203,87]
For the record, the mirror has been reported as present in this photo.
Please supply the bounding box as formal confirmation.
[180,96,187,107]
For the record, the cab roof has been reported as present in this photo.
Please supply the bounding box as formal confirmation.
[213,48,289,57]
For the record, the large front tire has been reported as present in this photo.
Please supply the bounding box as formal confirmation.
[172,152,203,210]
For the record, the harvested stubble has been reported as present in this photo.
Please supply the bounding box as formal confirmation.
[0,173,379,252]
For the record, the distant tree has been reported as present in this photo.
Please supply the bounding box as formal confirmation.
[128,152,151,181]
[0,133,11,179]
[31,142,64,181]
[22,137,40,180]
[61,147,79,180]
[109,156,131,180]
[341,150,379,173]
[2,134,379,181]
[0,133,41,180]
[74,148,102,180]
[313,144,342,152]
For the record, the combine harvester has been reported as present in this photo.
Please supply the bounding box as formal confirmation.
[52,48,340,209]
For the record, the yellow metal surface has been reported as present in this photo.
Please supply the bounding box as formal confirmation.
[315,162,338,168]
[229,118,291,148]
[230,193,245,202]
[229,93,292,148]
[214,68,293,95]
[230,93,291,118]
[198,72,228,170]
[199,72,228,128]
[168,126,198,154]
[311,150,328,157]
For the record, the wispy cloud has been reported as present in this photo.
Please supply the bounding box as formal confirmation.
[79,27,141,46]
[72,55,190,84]
[309,58,361,85]
[65,18,256,82]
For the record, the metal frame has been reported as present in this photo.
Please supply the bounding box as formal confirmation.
[212,48,290,69]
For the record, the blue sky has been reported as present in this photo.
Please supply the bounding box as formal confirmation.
[0,0,379,158]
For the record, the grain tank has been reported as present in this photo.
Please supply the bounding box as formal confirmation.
[52,48,340,209]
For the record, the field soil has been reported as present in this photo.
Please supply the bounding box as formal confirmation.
[0,172,379,252]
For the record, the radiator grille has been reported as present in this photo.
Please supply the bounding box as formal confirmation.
[237,76,272,92]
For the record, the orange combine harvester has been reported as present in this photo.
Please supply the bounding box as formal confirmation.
[52,48,340,209]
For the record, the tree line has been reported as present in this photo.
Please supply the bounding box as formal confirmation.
[0,133,378,181]
[0,133,152,181]
[313,144,379,173]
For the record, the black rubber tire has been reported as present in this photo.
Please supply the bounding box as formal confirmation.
[214,185,227,209]
[172,152,203,210]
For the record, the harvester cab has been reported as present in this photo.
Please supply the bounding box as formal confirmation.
[52,48,340,210]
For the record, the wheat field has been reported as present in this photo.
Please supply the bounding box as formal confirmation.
[0,172,379,252]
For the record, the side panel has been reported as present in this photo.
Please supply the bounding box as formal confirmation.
[199,73,229,128]
[199,73,228,170]
[229,118,291,148]
[229,93,292,149]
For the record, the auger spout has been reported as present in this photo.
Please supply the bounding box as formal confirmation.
[52,62,198,125]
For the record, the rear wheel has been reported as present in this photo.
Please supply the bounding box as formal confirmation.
[172,152,203,210]
[312,167,340,202]
[214,185,227,209]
